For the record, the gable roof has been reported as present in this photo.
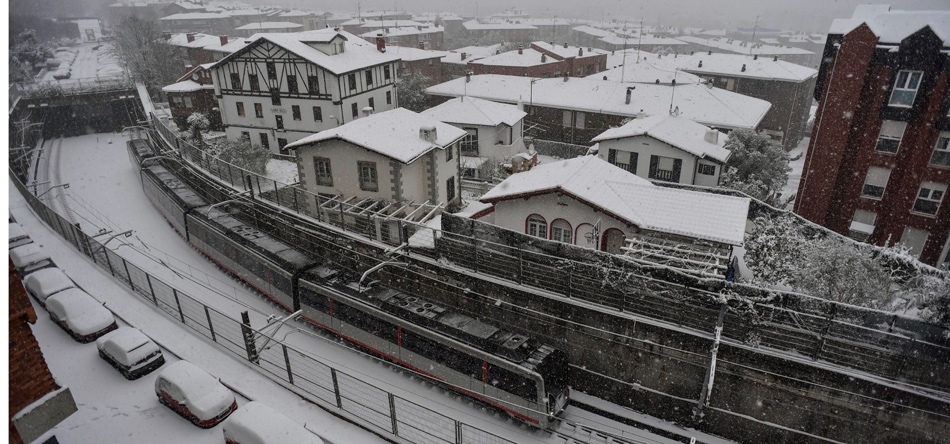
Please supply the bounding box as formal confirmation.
[235,22,303,31]
[829,6,950,45]
[420,97,526,127]
[593,63,703,85]
[468,48,560,67]
[591,115,731,163]
[480,156,748,245]
[285,108,468,164]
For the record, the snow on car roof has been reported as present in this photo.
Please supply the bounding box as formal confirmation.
[97,327,159,364]
[224,401,325,444]
[47,288,115,335]
[9,222,27,240]
[10,243,50,268]
[158,361,233,418]
[420,97,525,127]
[24,268,75,299]
[591,115,731,163]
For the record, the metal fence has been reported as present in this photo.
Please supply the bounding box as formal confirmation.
[9,169,526,444]
[14,76,135,100]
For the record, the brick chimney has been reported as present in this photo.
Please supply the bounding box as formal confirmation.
[541,54,547,63]
[461,52,467,60]
[578,48,583,56]
[741,64,746,72]
[186,33,196,43]
[376,34,386,52]
[219,35,228,46]
[563,42,568,48]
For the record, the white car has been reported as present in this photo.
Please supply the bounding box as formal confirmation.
[155,361,237,428]
[46,289,118,343]
[223,401,325,444]
[10,243,54,277]
[96,327,165,380]
[9,222,32,249]
[23,267,75,309]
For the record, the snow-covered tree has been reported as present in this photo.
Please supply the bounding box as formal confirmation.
[721,129,791,205]
[212,136,270,175]
[743,215,808,286]
[10,29,53,83]
[110,16,181,94]
[397,74,430,112]
[792,238,892,308]
[187,112,210,149]
[912,276,950,328]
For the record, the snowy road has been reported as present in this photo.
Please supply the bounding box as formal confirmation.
[14,132,728,444]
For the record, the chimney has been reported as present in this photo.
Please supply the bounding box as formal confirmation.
[704,129,719,144]
[637,110,645,119]
[753,54,758,60]
[419,125,438,142]
[625,86,634,104]
[465,72,472,82]
[417,25,422,31]
[376,34,386,52]
[219,35,228,46]
[419,42,425,49]
[461,52,467,60]
[578,48,583,56]
[698,60,703,68]
[333,27,340,31]
[496,49,500,54]
[741,64,746,72]
[563,71,569,82]
[541,54,547,63]
[362,106,374,116]
[773,56,778,61]
[162,31,172,40]
[186,33,196,43]
[563,42,568,48]
[518,48,522,55]
[707,50,712,55]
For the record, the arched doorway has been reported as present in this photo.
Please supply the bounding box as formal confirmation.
[601,228,626,254]
[575,223,597,249]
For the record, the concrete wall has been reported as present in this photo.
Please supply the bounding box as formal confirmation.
[493,193,633,251]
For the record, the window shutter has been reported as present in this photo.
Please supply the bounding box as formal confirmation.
[628,152,638,174]
[648,155,658,179]
[672,159,682,182]
[607,149,617,164]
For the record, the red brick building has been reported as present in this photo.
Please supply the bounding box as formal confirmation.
[162,64,222,130]
[385,45,446,86]
[468,42,607,78]
[795,5,950,267]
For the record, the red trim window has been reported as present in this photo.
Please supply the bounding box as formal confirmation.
[526,214,547,238]
[550,218,572,244]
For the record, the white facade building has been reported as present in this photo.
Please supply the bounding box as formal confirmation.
[210,29,400,154]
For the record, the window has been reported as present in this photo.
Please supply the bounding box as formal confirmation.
[698,163,716,175]
[275,115,284,129]
[930,133,950,167]
[183,96,192,108]
[365,69,373,87]
[249,74,260,91]
[849,209,877,238]
[649,155,682,182]
[314,157,333,186]
[313,106,323,122]
[266,61,276,80]
[461,128,478,155]
[386,91,392,105]
[575,112,586,129]
[240,131,250,140]
[562,110,571,127]
[551,219,572,244]
[287,75,298,93]
[384,65,391,80]
[292,105,301,121]
[236,101,245,117]
[368,97,375,111]
[726,78,736,91]
[270,91,281,106]
[348,73,357,91]
[278,138,288,155]
[861,166,891,199]
[913,182,947,215]
[172,96,183,106]
[889,70,923,107]
[230,73,242,89]
[900,227,930,258]
[527,215,547,238]
[254,103,263,118]
[446,144,453,161]
[351,102,359,118]
[876,120,906,154]
[446,176,455,202]
[259,133,269,149]
[358,161,378,191]
[307,75,319,94]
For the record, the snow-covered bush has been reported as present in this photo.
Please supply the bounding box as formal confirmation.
[793,238,892,308]
[187,112,210,148]
[212,136,270,176]
[743,215,808,286]
[721,129,790,205]
[914,276,950,328]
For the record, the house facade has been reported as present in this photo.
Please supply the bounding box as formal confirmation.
[794,5,950,267]
[287,108,466,209]
[462,20,539,45]
[163,64,221,130]
[592,115,730,187]
[210,30,400,154]
[360,25,445,50]
[384,46,446,86]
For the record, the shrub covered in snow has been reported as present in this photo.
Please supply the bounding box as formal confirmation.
[210,136,270,176]
[721,129,790,206]
[793,238,892,308]
[743,215,807,287]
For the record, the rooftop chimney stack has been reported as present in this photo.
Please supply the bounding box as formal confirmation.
[625,87,633,105]
[541,54,547,63]
[419,125,438,142]
[186,33,196,43]
[362,106,374,117]
[698,60,703,68]
[773,56,778,61]
[741,64,746,72]
[578,48,583,56]
[461,52,467,60]
[518,48,522,54]
[376,34,386,52]
[704,129,719,144]
[637,110,645,119]
[466,72,472,82]
[563,42,568,48]
[753,54,758,60]
[219,35,228,46]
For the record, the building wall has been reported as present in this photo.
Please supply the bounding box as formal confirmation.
[795,24,950,266]
[168,89,222,131]
[400,58,443,86]
[469,52,606,79]
[596,135,724,186]
[162,18,232,36]
[525,104,625,145]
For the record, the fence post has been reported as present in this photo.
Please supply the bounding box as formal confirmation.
[146,274,158,305]
[692,303,728,425]
[227,164,233,186]
[331,368,343,408]
[274,180,280,206]
[173,289,185,323]
[518,249,523,284]
[103,246,115,276]
[205,306,216,342]
[292,187,299,213]
[455,420,462,444]
[240,311,260,364]
[123,260,134,290]
[339,202,346,232]
[282,344,293,384]
[388,393,398,435]
[813,304,837,360]
[568,267,573,298]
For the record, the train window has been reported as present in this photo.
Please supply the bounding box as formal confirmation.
[402,330,448,361]
[271,270,293,295]
[402,330,481,377]
[335,302,397,343]
[488,365,538,402]
[299,287,330,314]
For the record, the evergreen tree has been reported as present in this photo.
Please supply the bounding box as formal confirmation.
[397,74,430,112]
[721,129,791,205]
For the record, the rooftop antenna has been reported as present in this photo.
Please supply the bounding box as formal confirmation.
[669,69,677,114]
[620,21,629,81]
[750,15,759,55]
[637,17,643,62]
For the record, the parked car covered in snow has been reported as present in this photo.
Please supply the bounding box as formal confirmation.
[23,267,76,309]
[9,222,32,249]
[155,361,237,428]
[10,243,54,277]
[223,401,325,444]
[46,289,118,343]
[96,327,165,379]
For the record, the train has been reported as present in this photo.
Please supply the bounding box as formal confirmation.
[129,141,571,429]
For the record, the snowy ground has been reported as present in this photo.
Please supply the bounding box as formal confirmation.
[265,158,299,184]
[11,132,729,444]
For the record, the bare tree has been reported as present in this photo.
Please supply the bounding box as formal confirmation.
[110,16,181,94]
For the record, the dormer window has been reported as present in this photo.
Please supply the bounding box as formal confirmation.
[889,70,922,107]
[335,41,345,54]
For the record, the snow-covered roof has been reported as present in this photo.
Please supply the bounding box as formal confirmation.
[591,115,731,163]
[421,97,525,127]
[279,10,314,17]
[678,36,815,55]
[169,1,206,10]
[286,108,468,164]
[572,25,614,38]
[156,361,234,419]
[235,22,303,30]
[641,53,817,82]
[341,19,424,28]
[412,12,464,22]
[9,222,27,241]
[223,402,325,444]
[480,156,749,245]
[162,80,205,92]
[441,45,501,65]
[463,20,537,30]
[531,41,606,60]
[359,25,444,38]
[160,12,229,20]
[600,34,687,47]
[220,8,263,16]
[468,48,559,67]
[382,45,447,61]
[829,6,950,45]
[592,63,703,85]
[212,29,399,75]
[426,75,771,131]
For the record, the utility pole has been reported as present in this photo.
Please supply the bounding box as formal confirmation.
[637,17,643,62]
[751,15,760,55]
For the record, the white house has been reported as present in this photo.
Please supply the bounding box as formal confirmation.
[286,108,467,211]
[420,97,527,178]
[591,115,731,187]
[210,29,400,154]
[478,156,749,256]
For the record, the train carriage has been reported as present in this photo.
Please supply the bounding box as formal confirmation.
[127,139,155,169]
[186,207,317,311]
[297,267,570,429]
[140,165,208,239]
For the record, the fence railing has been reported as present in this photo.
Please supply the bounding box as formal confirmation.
[9,167,525,444]
[14,75,135,100]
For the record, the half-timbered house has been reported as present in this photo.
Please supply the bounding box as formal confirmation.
[210,29,400,154]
